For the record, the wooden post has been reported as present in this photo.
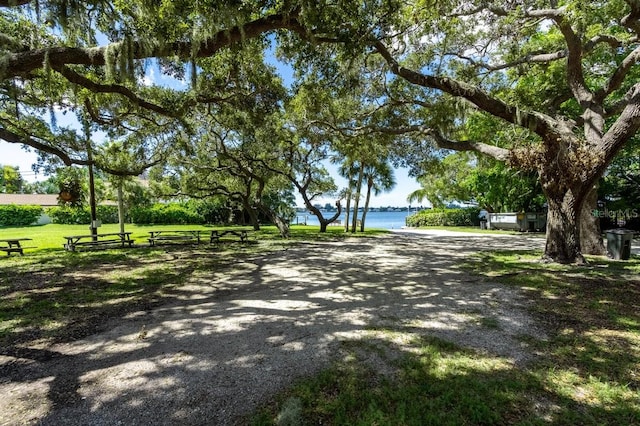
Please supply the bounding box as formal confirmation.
[117,182,125,235]
[88,161,98,241]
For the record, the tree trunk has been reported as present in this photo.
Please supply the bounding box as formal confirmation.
[88,162,98,241]
[361,177,373,232]
[256,202,288,238]
[243,201,261,231]
[311,202,341,233]
[351,166,364,233]
[344,194,351,233]
[543,193,586,264]
[580,185,606,255]
[271,215,290,238]
[117,183,125,234]
[294,181,341,233]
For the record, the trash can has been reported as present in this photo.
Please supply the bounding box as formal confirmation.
[480,219,487,230]
[606,229,635,260]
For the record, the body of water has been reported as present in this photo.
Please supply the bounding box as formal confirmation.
[292,210,414,230]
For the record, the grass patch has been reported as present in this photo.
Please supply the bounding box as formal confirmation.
[252,251,640,425]
[253,336,540,425]
[0,224,384,349]
[0,223,387,253]
[468,251,640,423]
[0,247,188,347]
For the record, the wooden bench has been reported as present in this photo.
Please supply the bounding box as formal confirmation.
[0,238,33,256]
[63,233,134,252]
[148,230,202,246]
[210,230,251,243]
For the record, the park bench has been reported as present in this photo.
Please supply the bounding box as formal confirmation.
[63,232,134,252]
[210,229,252,243]
[0,238,33,256]
[148,230,203,246]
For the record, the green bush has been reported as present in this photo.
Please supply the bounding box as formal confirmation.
[184,198,229,224]
[96,205,120,224]
[406,207,481,227]
[0,204,43,226]
[130,203,205,225]
[46,205,120,224]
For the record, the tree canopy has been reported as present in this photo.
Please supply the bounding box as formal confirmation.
[3,1,640,262]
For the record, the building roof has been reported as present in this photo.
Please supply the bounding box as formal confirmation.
[0,193,59,206]
[0,193,117,206]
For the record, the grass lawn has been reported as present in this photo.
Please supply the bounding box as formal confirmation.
[0,223,388,252]
[252,251,640,425]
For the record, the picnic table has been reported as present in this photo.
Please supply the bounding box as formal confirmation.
[148,230,203,246]
[0,238,33,256]
[210,229,251,243]
[63,232,134,252]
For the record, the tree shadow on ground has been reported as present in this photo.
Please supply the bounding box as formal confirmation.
[1,233,636,424]
[254,334,639,425]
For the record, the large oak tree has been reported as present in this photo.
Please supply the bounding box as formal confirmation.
[350,0,640,263]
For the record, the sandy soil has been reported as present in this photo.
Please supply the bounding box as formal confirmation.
[1,230,547,425]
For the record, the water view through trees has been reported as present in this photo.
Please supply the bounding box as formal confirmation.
[294,209,413,230]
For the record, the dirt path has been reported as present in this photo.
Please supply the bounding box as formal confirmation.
[1,231,546,425]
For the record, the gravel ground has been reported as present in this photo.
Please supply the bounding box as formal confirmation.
[1,230,547,425]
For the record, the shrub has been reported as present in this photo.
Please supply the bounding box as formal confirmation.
[184,198,229,224]
[130,203,205,225]
[0,204,43,226]
[96,205,120,224]
[406,207,481,227]
[46,205,120,224]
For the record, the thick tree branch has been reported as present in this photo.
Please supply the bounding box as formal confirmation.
[55,65,179,116]
[0,124,167,175]
[553,14,593,105]
[4,10,303,79]
[97,157,165,177]
[425,129,510,162]
[600,83,640,166]
[0,127,87,166]
[599,45,640,99]
[453,33,628,74]
[585,34,627,50]
[373,40,558,139]
[446,50,567,72]
[450,5,564,19]
[0,0,30,7]
[622,0,640,35]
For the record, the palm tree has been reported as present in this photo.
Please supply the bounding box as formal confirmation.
[360,161,396,231]
[337,160,358,233]
[350,159,365,233]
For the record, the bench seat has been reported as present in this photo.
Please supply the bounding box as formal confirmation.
[149,235,197,241]
[73,239,123,246]
[210,230,250,243]
[148,235,199,246]
[64,238,134,251]
[0,247,24,255]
